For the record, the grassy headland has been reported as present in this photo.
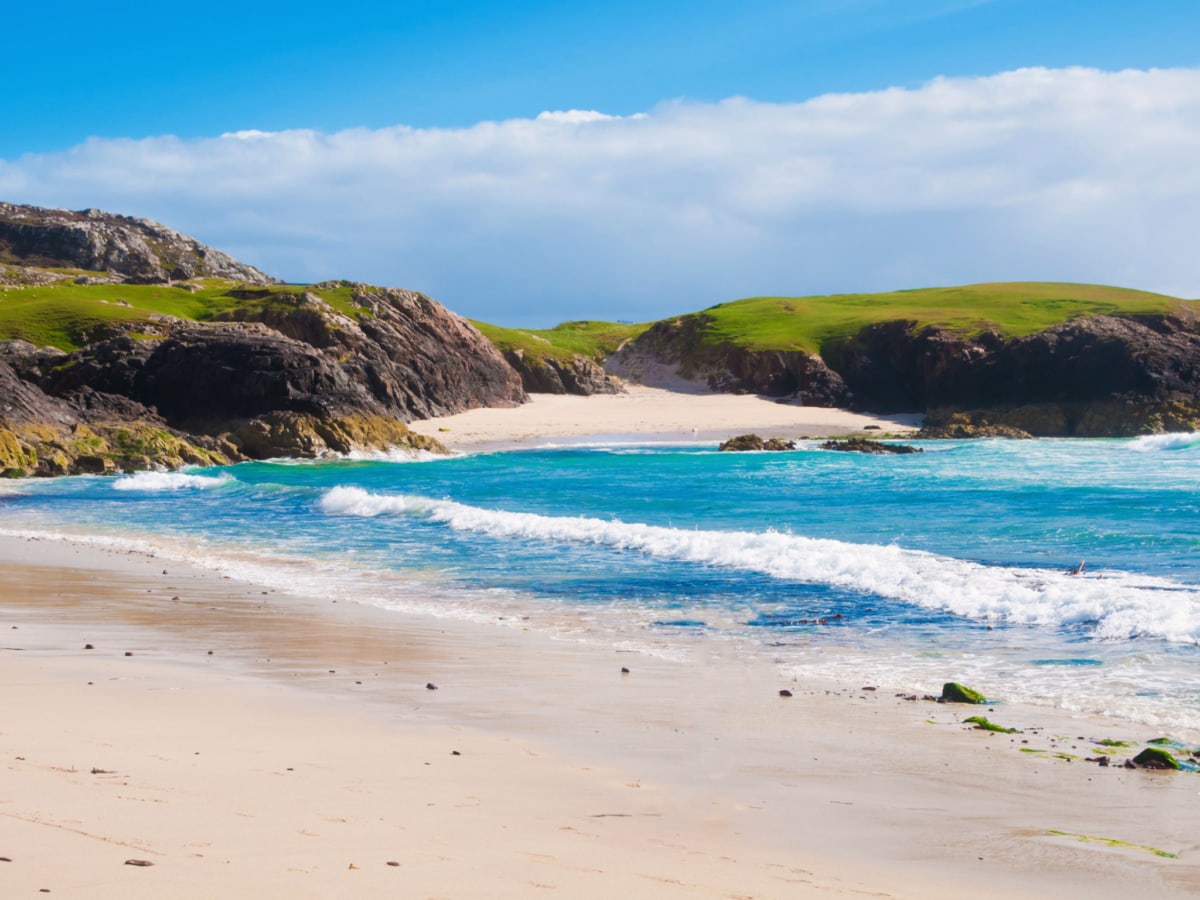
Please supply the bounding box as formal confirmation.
[0,273,371,350]
[0,273,1191,357]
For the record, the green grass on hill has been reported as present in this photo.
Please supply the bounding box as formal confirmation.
[470,319,645,363]
[0,275,1191,359]
[0,278,372,350]
[695,282,1189,354]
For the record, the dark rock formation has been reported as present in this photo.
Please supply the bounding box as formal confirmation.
[607,307,1200,436]
[718,434,796,452]
[502,348,622,395]
[0,202,272,284]
[819,438,922,454]
[0,281,527,474]
[606,315,850,405]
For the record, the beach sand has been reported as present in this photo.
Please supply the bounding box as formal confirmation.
[2,531,1199,899]
[408,385,922,450]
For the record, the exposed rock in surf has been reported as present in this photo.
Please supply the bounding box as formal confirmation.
[820,438,921,454]
[718,434,796,452]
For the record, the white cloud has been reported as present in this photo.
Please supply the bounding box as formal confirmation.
[3,66,1199,325]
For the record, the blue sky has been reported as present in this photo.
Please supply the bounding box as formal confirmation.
[4,1,1200,324]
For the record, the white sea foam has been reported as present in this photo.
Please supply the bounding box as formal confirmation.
[1126,432,1200,452]
[343,448,446,462]
[319,486,1200,644]
[112,471,235,492]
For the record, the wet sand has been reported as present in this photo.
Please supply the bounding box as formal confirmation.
[2,533,1198,898]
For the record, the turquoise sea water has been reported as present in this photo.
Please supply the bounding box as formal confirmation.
[2,433,1199,732]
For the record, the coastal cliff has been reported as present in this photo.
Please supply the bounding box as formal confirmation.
[0,206,525,475]
[604,286,1200,437]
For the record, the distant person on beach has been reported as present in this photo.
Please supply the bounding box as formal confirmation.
[1067,560,1086,575]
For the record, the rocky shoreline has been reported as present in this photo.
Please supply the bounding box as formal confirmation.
[4,200,1200,476]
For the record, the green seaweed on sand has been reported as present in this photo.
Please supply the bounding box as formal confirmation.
[1132,747,1181,770]
[1047,831,1177,859]
[963,716,1022,734]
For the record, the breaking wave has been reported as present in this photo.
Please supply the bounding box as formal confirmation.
[1127,432,1200,452]
[112,471,236,492]
[319,486,1200,644]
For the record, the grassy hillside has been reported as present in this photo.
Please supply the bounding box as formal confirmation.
[0,273,371,350]
[692,282,1191,354]
[0,272,1191,359]
[470,319,645,363]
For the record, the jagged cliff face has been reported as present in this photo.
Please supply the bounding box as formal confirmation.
[0,202,534,474]
[0,202,272,284]
[0,283,526,475]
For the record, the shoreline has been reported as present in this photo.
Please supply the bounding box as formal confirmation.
[2,532,1198,897]
[408,385,922,451]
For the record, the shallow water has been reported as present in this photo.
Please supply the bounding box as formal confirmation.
[3,434,1198,732]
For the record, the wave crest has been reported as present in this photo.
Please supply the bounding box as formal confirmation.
[112,472,235,492]
[1127,432,1200,452]
[319,486,1200,644]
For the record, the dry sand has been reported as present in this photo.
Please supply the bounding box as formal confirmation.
[2,533,1198,899]
[408,385,922,451]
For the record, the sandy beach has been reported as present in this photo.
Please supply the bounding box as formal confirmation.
[3,392,1198,898]
[408,385,922,450]
[2,527,1199,899]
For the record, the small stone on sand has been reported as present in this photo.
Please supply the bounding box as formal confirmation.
[124,859,154,867]
[426,682,438,690]
[779,689,793,697]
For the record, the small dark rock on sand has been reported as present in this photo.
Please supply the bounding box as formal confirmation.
[941,682,986,704]
[779,689,793,697]
[425,682,438,690]
[1132,747,1181,770]
[124,859,154,867]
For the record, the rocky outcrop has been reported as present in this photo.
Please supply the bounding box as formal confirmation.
[819,438,921,454]
[606,315,849,405]
[608,308,1200,436]
[502,348,622,395]
[0,281,526,474]
[0,202,272,284]
[718,434,796,452]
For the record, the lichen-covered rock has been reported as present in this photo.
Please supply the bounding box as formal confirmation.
[941,682,986,704]
[0,202,272,284]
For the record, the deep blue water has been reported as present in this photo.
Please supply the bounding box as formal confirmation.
[2,433,1198,730]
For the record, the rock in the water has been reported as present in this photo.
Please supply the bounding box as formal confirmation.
[718,434,796,452]
[820,438,921,454]
[941,682,986,704]
[1132,747,1181,770]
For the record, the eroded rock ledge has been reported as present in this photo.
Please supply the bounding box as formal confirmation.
[0,283,526,475]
